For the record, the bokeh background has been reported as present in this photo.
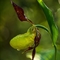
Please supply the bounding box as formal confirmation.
[0,0,60,60]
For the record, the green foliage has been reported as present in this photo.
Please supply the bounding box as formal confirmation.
[37,0,58,45]
[37,0,58,60]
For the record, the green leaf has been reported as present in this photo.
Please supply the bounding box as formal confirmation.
[37,0,58,46]
[10,26,36,50]
[37,0,58,60]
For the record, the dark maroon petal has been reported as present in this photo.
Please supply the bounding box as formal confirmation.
[11,0,27,21]
[34,29,41,47]
[32,48,35,60]
[31,29,41,60]
[10,0,34,24]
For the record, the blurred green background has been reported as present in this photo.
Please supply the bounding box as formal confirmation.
[0,0,60,60]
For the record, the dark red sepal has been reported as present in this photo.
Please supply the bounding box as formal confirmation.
[11,0,27,21]
[32,48,35,60]
[32,29,41,60]
[34,29,41,47]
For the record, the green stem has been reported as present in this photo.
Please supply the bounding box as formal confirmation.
[35,24,50,33]
[54,45,57,60]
